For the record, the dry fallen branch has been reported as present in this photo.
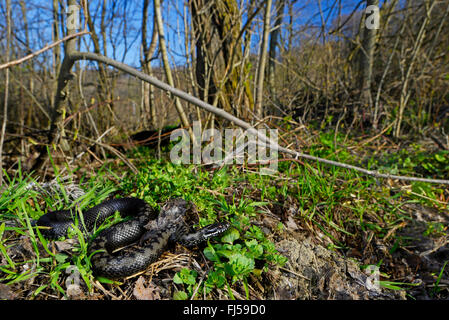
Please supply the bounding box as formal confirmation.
[67,51,449,185]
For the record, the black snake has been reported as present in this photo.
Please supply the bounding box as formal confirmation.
[36,197,230,279]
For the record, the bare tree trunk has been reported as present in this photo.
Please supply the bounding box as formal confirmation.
[0,0,11,186]
[184,2,201,124]
[19,0,32,157]
[154,0,192,135]
[189,0,213,105]
[359,0,379,115]
[190,0,255,120]
[373,0,399,129]
[268,0,285,104]
[142,0,159,129]
[51,0,71,152]
[255,0,273,119]
[52,0,62,84]
[286,0,294,85]
[31,0,81,172]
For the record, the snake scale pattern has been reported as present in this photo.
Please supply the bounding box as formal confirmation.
[36,197,230,279]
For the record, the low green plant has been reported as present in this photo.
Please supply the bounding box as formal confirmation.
[203,224,287,299]
[173,268,198,300]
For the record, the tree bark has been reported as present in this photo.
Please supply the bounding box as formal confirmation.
[85,0,114,131]
[190,0,255,120]
[359,0,379,113]
[52,0,62,86]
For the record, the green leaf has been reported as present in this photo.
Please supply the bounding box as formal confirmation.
[252,268,263,277]
[35,228,55,258]
[434,153,447,163]
[96,276,122,285]
[174,268,197,285]
[204,246,219,262]
[33,285,48,297]
[379,281,403,290]
[245,225,265,241]
[434,260,449,293]
[247,201,269,207]
[55,254,69,263]
[379,281,418,290]
[245,239,263,258]
[205,270,226,289]
[0,222,5,240]
[224,253,255,278]
[221,228,240,244]
[173,273,183,284]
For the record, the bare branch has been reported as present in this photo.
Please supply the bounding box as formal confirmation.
[0,30,89,71]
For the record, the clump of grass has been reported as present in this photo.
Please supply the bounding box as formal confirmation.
[0,166,118,299]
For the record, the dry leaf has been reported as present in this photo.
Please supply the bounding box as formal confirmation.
[133,276,161,300]
[66,283,85,300]
[285,216,299,231]
[0,284,16,300]
[55,239,78,252]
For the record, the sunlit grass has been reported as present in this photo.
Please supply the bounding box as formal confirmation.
[0,135,447,299]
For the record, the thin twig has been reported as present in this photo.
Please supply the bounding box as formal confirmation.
[0,30,89,70]
[279,266,311,281]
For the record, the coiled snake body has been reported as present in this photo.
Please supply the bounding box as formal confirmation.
[36,198,229,279]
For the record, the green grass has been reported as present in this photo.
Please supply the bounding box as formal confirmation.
[0,134,447,299]
[0,166,122,298]
[0,156,289,299]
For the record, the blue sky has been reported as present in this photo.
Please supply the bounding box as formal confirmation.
[4,0,369,69]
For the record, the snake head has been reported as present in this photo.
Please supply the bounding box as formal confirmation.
[178,221,230,247]
[201,221,231,238]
